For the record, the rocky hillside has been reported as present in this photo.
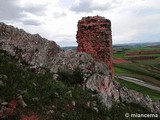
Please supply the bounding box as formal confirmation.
[0,22,113,107]
[0,22,62,67]
[0,49,153,120]
[0,22,160,119]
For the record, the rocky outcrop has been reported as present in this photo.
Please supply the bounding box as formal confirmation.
[77,16,113,79]
[50,50,113,97]
[0,22,114,108]
[112,81,160,113]
[48,50,160,113]
[49,50,114,108]
[0,22,62,67]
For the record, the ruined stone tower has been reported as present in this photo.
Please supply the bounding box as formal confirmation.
[77,16,113,79]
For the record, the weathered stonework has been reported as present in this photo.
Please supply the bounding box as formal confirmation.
[77,16,113,79]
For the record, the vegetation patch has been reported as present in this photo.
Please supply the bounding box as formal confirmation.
[57,68,84,84]
[0,50,154,120]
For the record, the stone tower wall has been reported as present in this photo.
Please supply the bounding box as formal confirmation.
[77,16,113,78]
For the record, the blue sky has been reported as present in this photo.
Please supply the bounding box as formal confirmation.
[0,0,160,47]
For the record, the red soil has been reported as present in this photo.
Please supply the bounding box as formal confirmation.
[20,114,39,120]
[125,50,160,56]
[127,56,158,60]
[113,58,132,64]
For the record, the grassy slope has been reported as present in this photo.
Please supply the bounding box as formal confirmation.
[115,78,160,101]
[0,50,152,120]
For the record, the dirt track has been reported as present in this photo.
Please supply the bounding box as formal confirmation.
[116,76,160,92]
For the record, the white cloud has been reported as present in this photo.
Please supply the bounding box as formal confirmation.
[110,0,160,44]
[70,0,123,13]
[0,0,23,21]
[0,0,160,47]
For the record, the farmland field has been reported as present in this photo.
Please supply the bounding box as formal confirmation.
[113,43,160,100]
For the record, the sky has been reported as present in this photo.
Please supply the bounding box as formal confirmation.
[0,0,160,47]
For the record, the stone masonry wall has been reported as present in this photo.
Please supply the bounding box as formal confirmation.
[77,16,113,79]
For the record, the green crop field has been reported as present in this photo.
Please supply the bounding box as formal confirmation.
[113,53,125,59]
[127,46,160,52]
[114,63,160,80]
[113,44,160,100]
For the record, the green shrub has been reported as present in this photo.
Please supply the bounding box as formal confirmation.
[58,68,84,84]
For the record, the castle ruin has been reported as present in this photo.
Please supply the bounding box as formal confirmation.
[77,16,114,79]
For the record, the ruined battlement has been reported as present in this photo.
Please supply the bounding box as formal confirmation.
[77,16,113,79]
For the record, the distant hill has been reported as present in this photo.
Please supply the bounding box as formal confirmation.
[113,42,160,49]
[62,46,77,51]
[62,42,160,50]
